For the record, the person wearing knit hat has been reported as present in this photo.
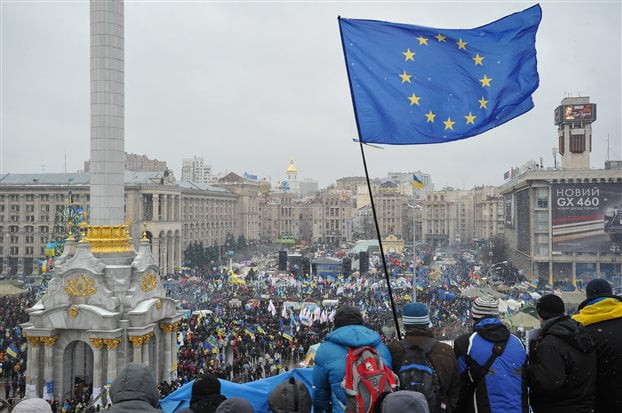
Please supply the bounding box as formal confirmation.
[379,390,430,413]
[190,373,227,413]
[388,303,459,412]
[453,296,527,413]
[12,398,53,413]
[572,278,622,412]
[527,294,597,413]
[215,397,254,413]
[312,305,391,413]
[471,296,499,319]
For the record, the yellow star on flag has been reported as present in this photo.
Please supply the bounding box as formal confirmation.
[472,53,484,66]
[434,33,446,42]
[425,110,436,123]
[456,38,467,50]
[479,75,492,87]
[443,117,455,130]
[399,70,412,83]
[408,93,421,106]
[478,97,488,109]
[402,48,415,61]
[416,36,429,45]
[465,112,477,125]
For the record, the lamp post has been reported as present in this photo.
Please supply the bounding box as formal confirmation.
[611,244,621,294]
[407,202,422,301]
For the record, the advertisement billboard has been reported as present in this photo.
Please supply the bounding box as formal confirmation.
[504,194,514,228]
[552,183,622,253]
[554,104,597,124]
[516,190,531,254]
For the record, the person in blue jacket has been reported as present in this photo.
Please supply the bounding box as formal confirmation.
[312,305,392,413]
[453,296,527,413]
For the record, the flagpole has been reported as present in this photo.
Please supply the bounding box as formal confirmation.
[338,16,402,340]
[412,186,417,302]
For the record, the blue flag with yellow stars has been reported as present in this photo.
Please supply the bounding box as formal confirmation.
[338,5,541,145]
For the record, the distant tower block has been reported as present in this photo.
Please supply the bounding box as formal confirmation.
[554,97,597,170]
[90,0,125,225]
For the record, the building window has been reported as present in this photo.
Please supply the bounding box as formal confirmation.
[559,135,564,155]
[25,246,33,255]
[535,211,548,232]
[25,226,33,233]
[9,195,19,201]
[570,134,585,153]
[10,236,18,244]
[10,247,18,255]
[536,188,548,208]
[10,215,18,222]
[26,204,34,212]
[9,226,18,233]
[26,215,35,222]
[40,194,49,201]
[25,194,34,201]
[40,236,48,243]
[10,205,19,212]
[25,236,33,244]
[40,205,50,213]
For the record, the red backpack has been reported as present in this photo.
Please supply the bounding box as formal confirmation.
[342,346,398,413]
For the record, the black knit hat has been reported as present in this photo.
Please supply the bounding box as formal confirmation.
[334,305,364,328]
[192,373,221,397]
[579,278,620,309]
[536,294,565,320]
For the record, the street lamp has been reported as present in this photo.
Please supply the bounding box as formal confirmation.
[407,203,422,301]
[611,244,621,294]
[484,260,509,285]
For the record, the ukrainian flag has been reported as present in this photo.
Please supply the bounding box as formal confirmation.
[413,174,424,189]
[282,330,293,341]
[244,326,255,339]
[6,343,18,359]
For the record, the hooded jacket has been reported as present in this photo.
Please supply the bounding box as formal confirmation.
[387,326,460,412]
[453,317,527,413]
[108,363,162,412]
[527,315,596,413]
[573,297,622,412]
[312,324,392,413]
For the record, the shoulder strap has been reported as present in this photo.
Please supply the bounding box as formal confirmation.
[466,338,508,388]
[421,338,438,354]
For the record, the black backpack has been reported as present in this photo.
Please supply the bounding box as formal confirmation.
[396,339,443,412]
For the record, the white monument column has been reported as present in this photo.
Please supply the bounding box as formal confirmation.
[160,325,172,382]
[130,336,143,362]
[142,334,151,365]
[42,337,57,400]
[25,337,38,398]
[170,328,178,379]
[90,0,125,226]
[89,339,104,404]
[104,338,120,385]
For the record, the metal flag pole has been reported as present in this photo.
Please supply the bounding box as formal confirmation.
[412,187,417,302]
[338,16,401,340]
[358,142,402,340]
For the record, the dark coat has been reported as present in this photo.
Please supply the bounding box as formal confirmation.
[573,297,622,413]
[387,326,460,412]
[108,363,162,412]
[453,318,527,413]
[527,315,596,413]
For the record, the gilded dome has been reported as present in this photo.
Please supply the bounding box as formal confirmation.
[286,159,298,174]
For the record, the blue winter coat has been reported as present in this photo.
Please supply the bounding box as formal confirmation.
[312,325,392,413]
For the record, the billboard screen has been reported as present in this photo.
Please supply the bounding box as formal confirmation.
[504,194,514,228]
[563,104,595,121]
[516,190,531,254]
[552,183,622,253]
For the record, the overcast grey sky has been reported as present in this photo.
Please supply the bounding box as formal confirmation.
[2,1,620,188]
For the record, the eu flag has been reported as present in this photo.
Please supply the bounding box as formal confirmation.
[339,5,541,145]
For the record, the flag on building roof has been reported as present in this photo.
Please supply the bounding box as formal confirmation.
[338,5,541,145]
[412,174,424,188]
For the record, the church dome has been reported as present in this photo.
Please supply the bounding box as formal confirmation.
[286,159,298,174]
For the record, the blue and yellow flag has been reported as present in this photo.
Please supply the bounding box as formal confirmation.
[338,5,541,145]
[6,343,18,359]
[413,174,424,188]
[282,330,293,341]
[244,326,255,339]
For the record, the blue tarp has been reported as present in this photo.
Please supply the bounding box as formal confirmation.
[160,368,314,413]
